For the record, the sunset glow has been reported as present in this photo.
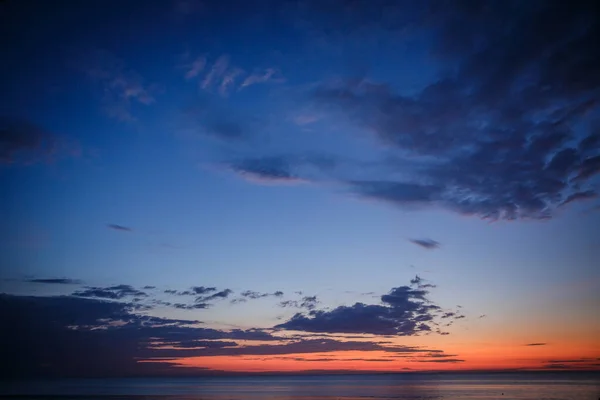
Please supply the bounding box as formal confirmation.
[1,0,599,380]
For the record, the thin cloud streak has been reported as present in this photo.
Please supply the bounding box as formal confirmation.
[107,224,132,232]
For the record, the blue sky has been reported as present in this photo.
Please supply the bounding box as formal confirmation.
[1,0,599,377]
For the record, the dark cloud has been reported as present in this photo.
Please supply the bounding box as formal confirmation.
[350,181,440,208]
[409,239,440,250]
[25,278,82,285]
[241,290,269,299]
[159,339,237,349]
[164,286,217,296]
[307,1,600,220]
[235,290,285,302]
[413,359,465,363]
[525,343,547,346]
[546,358,600,363]
[173,302,210,310]
[279,295,319,311]
[198,289,233,302]
[421,353,459,358]
[0,293,449,378]
[559,190,597,206]
[191,286,217,295]
[542,360,600,370]
[269,357,396,362]
[106,224,132,232]
[72,285,147,300]
[275,277,454,336]
[0,117,73,165]
[300,295,318,310]
[161,286,232,309]
[142,286,156,290]
[185,339,441,358]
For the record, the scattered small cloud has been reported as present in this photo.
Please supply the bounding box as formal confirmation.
[279,295,319,311]
[409,238,440,250]
[410,275,436,289]
[161,286,233,310]
[525,343,548,346]
[107,224,132,232]
[72,284,148,300]
[236,290,285,301]
[199,289,233,302]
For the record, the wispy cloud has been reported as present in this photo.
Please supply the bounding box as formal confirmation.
[228,156,305,185]
[292,113,322,126]
[240,68,285,90]
[201,55,230,90]
[219,67,245,96]
[79,50,159,122]
[184,56,207,80]
[25,278,82,285]
[182,53,284,96]
[525,343,547,346]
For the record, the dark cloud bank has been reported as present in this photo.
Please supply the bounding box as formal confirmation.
[224,1,600,220]
[0,276,465,378]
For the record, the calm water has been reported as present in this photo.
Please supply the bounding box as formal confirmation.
[1,373,599,400]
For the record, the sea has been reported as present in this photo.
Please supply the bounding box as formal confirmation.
[1,372,599,400]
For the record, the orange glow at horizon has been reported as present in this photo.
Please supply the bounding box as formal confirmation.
[143,347,600,373]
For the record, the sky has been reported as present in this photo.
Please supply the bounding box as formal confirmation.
[1,0,599,378]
